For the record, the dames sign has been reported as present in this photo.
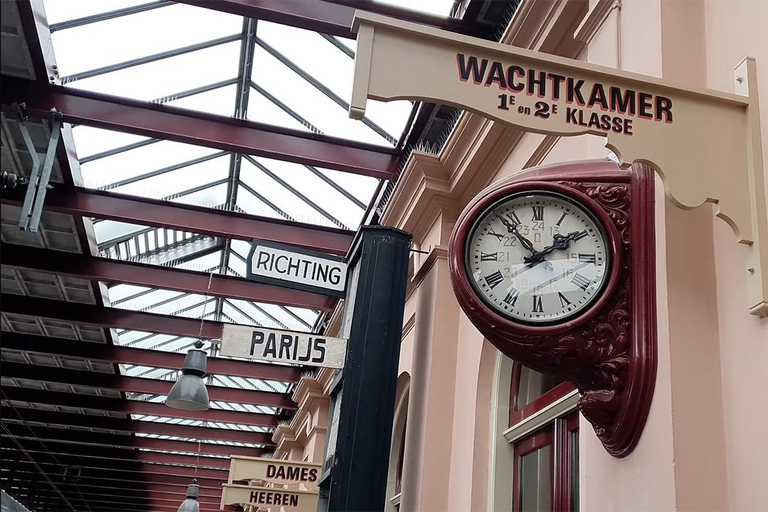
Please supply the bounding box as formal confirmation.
[220,325,347,368]
[247,239,347,297]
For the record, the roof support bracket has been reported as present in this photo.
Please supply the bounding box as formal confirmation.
[16,107,62,232]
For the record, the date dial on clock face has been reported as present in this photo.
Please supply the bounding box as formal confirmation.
[466,191,611,325]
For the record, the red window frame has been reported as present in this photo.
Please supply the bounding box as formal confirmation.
[509,363,580,512]
[509,363,577,427]
[512,412,579,512]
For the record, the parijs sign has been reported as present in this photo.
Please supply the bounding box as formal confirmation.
[220,325,347,369]
[456,54,674,136]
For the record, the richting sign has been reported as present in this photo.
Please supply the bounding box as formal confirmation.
[246,239,348,297]
[349,12,767,317]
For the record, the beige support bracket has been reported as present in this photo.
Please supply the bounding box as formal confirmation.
[349,12,768,317]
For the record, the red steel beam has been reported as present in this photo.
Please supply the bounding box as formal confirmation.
[0,459,225,489]
[1,361,294,410]
[2,407,274,445]
[1,386,279,428]
[2,243,337,310]
[3,487,224,512]
[1,77,400,180]
[171,0,485,39]
[1,446,226,480]
[2,440,231,470]
[0,332,301,383]
[0,472,221,499]
[1,185,353,256]
[0,422,262,458]
[3,292,224,339]
[4,485,221,508]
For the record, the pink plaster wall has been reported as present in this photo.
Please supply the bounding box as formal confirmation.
[446,313,486,510]
[702,2,768,509]
[390,1,768,511]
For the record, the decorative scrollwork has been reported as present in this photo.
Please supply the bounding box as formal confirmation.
[449,161,657,457]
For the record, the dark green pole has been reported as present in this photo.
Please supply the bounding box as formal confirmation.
[321,226,412,511]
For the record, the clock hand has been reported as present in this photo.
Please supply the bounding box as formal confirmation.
[530,262,592,294]
[524,230,587,264]
[491,210,537,255]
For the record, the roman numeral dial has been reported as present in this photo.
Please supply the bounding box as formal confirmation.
[466,190,612,325]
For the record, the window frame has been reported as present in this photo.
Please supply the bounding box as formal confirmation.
[505,363,581,512]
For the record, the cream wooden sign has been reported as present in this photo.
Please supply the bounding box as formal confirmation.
[220,325,347,369]
[227,456,321,490]
[220,484,319,511]
[221,457,322,510]
[349,12,768,317]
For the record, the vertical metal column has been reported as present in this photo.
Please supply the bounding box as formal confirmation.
[324,226,412,511]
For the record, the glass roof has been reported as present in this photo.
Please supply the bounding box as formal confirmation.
[38,0,455,452]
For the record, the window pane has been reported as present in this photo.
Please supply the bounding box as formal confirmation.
[520,445,552,512]
[516,366,564,410]
[570,430,579,512]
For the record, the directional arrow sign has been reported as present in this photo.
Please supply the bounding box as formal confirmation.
[220,325,347,369]
[247,239,348,297]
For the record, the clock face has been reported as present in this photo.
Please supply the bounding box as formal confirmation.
[465,191,611,325]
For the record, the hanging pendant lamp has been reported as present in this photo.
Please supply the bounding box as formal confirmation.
[165,341,209,411]
[177,482,200,512]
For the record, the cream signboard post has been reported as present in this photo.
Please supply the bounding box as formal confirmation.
[219,325,347,369]
[220,456,321,511]
[348,12,768,317]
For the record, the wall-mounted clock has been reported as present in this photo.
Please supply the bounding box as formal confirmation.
[448,160,657,458]
[466,189,615,326]
[455,181,621,335]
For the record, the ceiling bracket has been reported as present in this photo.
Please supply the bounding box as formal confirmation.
[17,109,62,232]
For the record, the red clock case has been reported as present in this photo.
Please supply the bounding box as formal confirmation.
[448,160,657,457]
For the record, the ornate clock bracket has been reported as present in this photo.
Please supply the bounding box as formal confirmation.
[349,12,768,317]
[449,161,657,457]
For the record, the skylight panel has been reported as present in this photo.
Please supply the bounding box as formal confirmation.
[70,126,150,161]
[251,46,391,146]
[374,0,456,16]
[166,83,239,117]
[93,219,147,246]
[312,166,380,204]
[108,153,230,200]
[79,138,217,189]
[285,306,319,328]
[59,41,240,104]
[107,284,151,303]
[49,3,241,77]
[173,182,228,209]
[240,158,338,227]
[43,0,156,26]
[236,184,294,221]
[228,255,247,278]
[257,21,355,102]
[246,90,315,132]
[249,157,366,229]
